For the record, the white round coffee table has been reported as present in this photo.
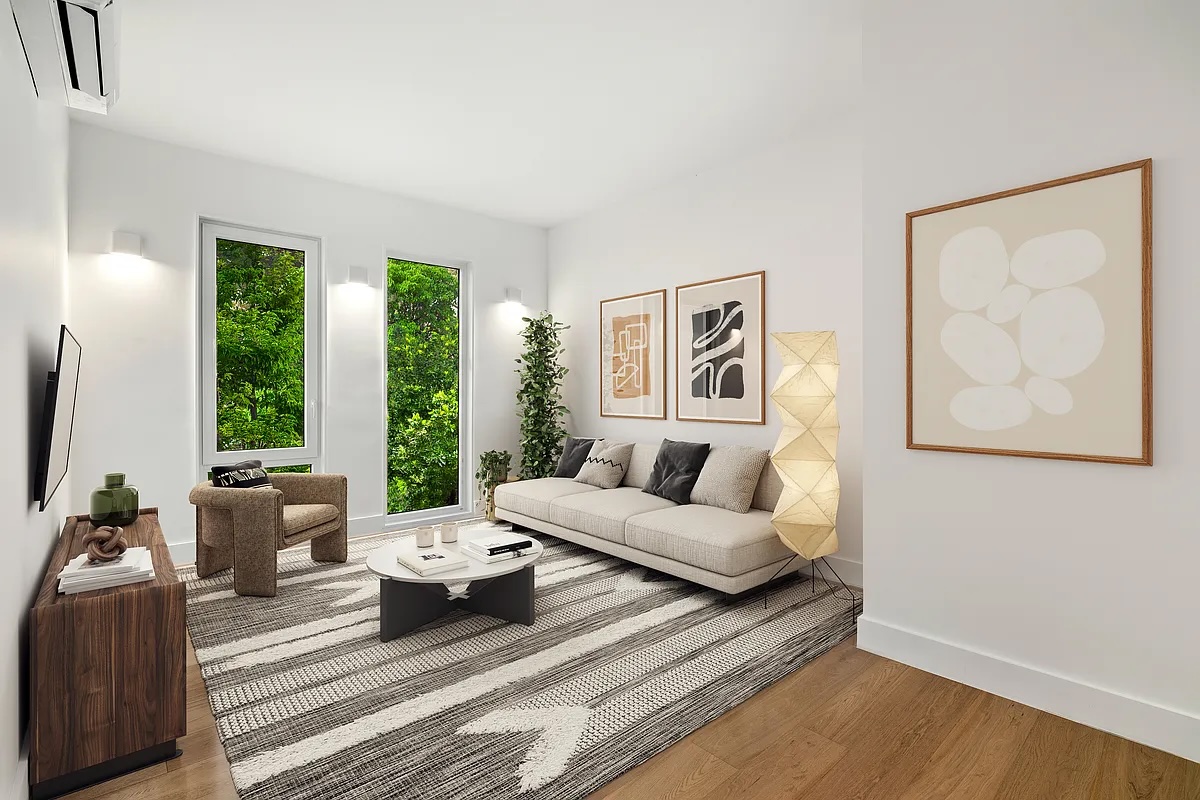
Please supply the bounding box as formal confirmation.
[366,527,543,641]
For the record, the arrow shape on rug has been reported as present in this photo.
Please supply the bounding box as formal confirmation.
[457,582,847,792]
[460,706,592,792]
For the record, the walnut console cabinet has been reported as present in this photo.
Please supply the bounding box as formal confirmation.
[29,509,186,799]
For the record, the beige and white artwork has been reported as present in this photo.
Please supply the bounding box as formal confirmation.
[600,289,666,419]
[908,161,1151,464]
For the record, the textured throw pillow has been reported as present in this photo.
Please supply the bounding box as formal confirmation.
[574,441,634,489]
[690,445,770,513]
[211,459,272,489]
[642,439,710,504]
[553,437,600,478]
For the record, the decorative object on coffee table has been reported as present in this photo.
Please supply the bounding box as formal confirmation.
[439,521,458,543]
[82,524,127,563]
[415,526,435,548]
[188,472,348,597]
[515,312,571,477]
[907,159,1152,464]
[366,527,543,641]
[675,271,766,424]
[600,288,667,419]
[769,331,840,560]
[475,449,512,521]
[89,472,139,527]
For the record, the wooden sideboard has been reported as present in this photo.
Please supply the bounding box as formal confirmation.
[29,509,186,799]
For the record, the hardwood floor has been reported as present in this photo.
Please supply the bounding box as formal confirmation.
[63,635,1199,800]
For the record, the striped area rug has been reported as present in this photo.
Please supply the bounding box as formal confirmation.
[185,521,859,800]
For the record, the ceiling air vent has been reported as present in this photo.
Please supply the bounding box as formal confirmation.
[11,0,120,114]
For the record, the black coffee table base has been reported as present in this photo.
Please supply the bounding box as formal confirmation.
[379,565,535,641]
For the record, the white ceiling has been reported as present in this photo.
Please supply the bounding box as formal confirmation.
[87,0,860,227]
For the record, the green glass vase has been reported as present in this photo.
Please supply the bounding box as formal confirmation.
[90,473,139,527]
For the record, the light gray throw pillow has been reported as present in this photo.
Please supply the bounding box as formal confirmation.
[574,441,635,489]
[690,446,770,513]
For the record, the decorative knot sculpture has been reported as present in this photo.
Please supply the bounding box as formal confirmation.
[83,525,128,563]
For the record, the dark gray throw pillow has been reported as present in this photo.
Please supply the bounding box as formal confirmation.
[211,459,272,489]
[553,437,599,478]
[642,439,710,504]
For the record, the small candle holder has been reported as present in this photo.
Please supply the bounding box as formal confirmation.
[439,521,458,543]
[415,526,435,548]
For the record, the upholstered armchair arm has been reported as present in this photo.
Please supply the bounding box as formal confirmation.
[268,473,348,513]
[189,481,283,512]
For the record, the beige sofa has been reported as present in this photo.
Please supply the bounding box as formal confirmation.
[494,443,796,594]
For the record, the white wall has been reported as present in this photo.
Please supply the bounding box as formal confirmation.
[0,10,70,800]
[859,0,1200,761]
[548,113,863,584]
[67,124,546,557]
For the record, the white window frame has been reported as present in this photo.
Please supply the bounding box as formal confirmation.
[383,252,473,527]
[199,220,324,471]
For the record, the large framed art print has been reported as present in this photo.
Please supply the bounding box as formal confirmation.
[675,271,765,424]
[907,159,1152,465]
[600,289,667,419]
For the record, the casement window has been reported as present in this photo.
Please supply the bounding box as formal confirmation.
[199,221,323,472]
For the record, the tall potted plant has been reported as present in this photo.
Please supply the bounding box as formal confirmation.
[515,312,570,478]
[475,449,512,522]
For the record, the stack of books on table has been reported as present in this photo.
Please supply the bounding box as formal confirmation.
[57,547,155,594]
[463,533,536,564]
[397,546,469,577]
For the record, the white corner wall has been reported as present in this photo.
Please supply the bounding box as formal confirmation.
[67,123,547,557]
[859,0,1200,761]
[548,112,863,585]
[0,10,70,800]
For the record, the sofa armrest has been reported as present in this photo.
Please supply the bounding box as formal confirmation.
[268,473,348,512]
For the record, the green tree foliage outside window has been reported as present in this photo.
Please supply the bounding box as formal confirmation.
[387,260,461,514]
[215,239,306,452]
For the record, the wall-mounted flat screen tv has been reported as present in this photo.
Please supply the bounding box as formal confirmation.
[34,325,82,512]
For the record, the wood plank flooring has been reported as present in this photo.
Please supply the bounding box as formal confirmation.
[63,635,1199,800]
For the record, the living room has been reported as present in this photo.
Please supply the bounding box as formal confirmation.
[4,1,1198,799]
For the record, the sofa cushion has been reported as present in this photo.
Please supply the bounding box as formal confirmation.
[691,446,770,513]
[625,504,793,577]
[554,437,599,478]
[574,441,635,489]
[620,443,661,489]
[494,477,601,519]
[643,439,710,504]
[282,503,339,536]
[549,487,678,545]
[751,459,784,512]
[211,459,271,489]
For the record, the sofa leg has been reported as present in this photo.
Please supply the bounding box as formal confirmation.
[232,529,278,597]
[311,528,348,563]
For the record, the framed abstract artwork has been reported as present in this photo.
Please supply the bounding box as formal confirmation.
[599,289,667,419]
[675,271,765,424]
[907,159,1152,465]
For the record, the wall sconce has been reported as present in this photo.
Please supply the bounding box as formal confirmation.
[347,266,370,286]
[504,287,523,304]
[110,231,143,257]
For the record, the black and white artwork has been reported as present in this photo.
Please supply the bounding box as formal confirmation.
[676,272,765,424]
[691,301,746,400]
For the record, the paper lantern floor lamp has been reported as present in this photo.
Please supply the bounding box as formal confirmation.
[769,331,840,560]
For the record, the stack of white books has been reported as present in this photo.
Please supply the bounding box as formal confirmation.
[463,533,535,564]
[397,546,469,577]
[57,547,155,595]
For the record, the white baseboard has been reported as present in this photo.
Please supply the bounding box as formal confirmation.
[8,752,28,800]
[857,616,1200,764]
[815,554,862,590]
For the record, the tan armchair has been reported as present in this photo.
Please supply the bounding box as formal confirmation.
[189,473,348,597]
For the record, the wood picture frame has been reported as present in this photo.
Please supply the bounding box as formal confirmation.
[906,159,1152,465]
[675,271,766,425]
[599,288,667,420]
